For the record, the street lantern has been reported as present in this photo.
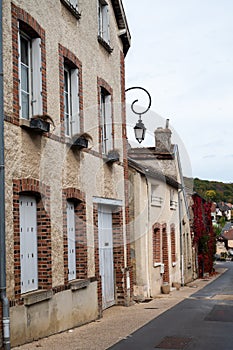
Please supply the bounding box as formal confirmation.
[125,86,151,144]
[134,118,146,143]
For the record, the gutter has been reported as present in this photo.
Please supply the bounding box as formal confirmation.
[0,1,10,348]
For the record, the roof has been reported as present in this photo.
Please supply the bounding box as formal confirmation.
[128,147,178,181]
[217,202,231,212]
[111,0,131,56]
[222,228,233,241]
[128,146,175,160]
[128,158,180,189]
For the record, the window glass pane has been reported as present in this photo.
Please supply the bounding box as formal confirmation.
[21,91,29,119]
[64,70,68,94]
[64,92,69,115]
[65,114,70,135]
[21,65,29,92]
[20,36,29,66]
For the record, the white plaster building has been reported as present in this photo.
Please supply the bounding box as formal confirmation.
[128,122,194,300]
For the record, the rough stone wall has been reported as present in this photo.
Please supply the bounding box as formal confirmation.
[2,0,130,344]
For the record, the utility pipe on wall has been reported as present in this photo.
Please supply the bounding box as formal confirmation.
[0,1,11,348]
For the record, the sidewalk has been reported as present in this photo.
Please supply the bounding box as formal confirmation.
[14,266,225,350]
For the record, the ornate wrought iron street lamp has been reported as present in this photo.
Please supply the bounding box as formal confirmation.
[125,86,152,143]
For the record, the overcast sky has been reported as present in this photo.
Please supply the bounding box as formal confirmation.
[123,0,233,183]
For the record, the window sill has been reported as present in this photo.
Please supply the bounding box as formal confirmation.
[23,289,53,306]
[97,35,113,53]
[20,117,50,133]
[19,118,30,128]
[69,278,90,291]
[60,0,81,19]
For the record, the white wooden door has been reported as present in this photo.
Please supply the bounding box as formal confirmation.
[67,201,76,281]
[20,196,38,294]
[98,205,115,309]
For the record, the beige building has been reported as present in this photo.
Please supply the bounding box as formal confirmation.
[128,122,194,300]
[1,0,131,347]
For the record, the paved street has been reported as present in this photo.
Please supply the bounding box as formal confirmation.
[110,261,233,350]
[13,262,228,350]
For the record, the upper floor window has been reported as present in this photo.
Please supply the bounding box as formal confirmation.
[170,189,177,210]
[64,65,80,137]
[100,88,112,154]
[60,0,81,19]
[151,185,163,207]
[19,30,42,120]
[98,0,113,53]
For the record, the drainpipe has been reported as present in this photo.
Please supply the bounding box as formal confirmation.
[145,176,151,298]
[0,1,11,349]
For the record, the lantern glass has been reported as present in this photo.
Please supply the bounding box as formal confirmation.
[134,119,146,143]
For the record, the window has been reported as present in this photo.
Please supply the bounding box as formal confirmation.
[19,31,42,120]
[60,0,81,19]
[170,189,177,210]
[67,201,76,281]
[98,0,112,52]
[100,88,112,154]
[151,185,163,207]
[64,65,80,137]
[67,0,78,9]
[20,196,38,294]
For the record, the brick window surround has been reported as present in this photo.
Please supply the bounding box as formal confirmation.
[171,224,176,264]
[13,178,52,299]
[93,204,125,315]
[97,77,114,154]
[11,3,47,125]
[63,188,87,284]
[59,44,83,140]
[153,223,161,263]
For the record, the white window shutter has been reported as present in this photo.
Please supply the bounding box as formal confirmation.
[71,68,80,136]
[67,202,76,281]
[105,94,112,152]
[31,38,43,116]
[102,5,110,43]
[20,196,38,294]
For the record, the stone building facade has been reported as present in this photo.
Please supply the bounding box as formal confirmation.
[1,0,131,347]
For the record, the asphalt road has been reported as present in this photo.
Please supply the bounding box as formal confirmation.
[109,261,233,350]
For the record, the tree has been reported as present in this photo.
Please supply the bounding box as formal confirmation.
[205,190,216,201]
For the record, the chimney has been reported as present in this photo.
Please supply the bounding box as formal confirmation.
[154,119,172,152]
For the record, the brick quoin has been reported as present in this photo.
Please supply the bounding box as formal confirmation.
[59,44,84,140]
[11,3,47,125]
[12,178,52,301]
[162,223,170,283]
[62,188,87,285]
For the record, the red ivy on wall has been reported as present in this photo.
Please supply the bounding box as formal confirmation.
[192,193,216,277]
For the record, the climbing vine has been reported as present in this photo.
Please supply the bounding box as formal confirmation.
[192,194,216,277]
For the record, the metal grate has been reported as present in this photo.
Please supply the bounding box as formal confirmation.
[155,336,192,349]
